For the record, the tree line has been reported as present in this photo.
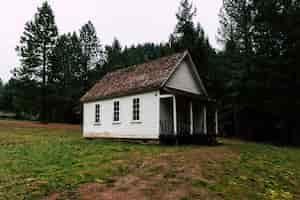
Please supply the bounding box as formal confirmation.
[0,1,211,123]
[0,0,299,144]
[217,0,300,144]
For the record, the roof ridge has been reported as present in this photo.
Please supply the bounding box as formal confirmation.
[104,51,186,76]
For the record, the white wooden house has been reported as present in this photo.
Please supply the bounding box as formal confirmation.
[80,51,218,140]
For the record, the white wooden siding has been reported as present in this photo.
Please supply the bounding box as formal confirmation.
[83,91,159,139]
[166,60,202,95]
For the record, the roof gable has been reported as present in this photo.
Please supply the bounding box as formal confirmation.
[163,52,208,96]
[165,59,203,95]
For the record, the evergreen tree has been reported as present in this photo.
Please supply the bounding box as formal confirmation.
[0,78,3,94]
[170,0,212,80]
[48,32,85,122]
[217,3,247,136]
[104,38,123,70]
[0,79,3,110]
[79,21,104,91]
[171,0,197,49]
[15,1,58,122]
[103,40,174,72]
[218,0,300,143]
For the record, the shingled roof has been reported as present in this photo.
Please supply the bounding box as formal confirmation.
[81,51,188,102]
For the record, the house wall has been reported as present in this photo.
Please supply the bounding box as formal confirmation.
[83,91,160,139]
[166,60,203,95]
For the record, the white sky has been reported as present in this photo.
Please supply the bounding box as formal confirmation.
[0,0,222,82]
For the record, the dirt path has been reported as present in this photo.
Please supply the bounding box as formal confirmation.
[0,120,80,130]
[44,146,236,200]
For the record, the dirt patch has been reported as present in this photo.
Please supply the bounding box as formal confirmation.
[41,192,60,200]
[76,175,190,200]
[44,146,232,200]
[0,120,80,130]
[78,181,147,200]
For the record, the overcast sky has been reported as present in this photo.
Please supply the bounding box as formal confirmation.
[0,0,222,82]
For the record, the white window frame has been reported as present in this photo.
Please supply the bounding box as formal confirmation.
[113,100,120,123]
[95,104,101,125]
[132,97,141,122]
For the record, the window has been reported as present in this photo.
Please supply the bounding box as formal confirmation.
[133,98,140,121]
[95,104,100,123]
[113,101,120,122]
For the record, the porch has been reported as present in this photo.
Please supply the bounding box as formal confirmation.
[159,90,218,144]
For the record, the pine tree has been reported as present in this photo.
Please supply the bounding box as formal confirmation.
[104,38,123,70]
[170,0,212,80]
[0,78,3,93]
[48,32,85,122]
[16,1,58,122]
[79,21,104,91]
[0,78,3,110]
[172,0,197,49]
[218,0,300,143]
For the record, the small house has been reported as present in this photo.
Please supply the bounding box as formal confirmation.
[80,51,218,141]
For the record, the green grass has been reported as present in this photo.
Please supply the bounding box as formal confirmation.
[0,127,159,199]
[209,140,300,200]
[0,125,299,199]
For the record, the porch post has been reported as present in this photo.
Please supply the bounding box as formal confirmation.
[203,105,207,134]
[215,108,219,135]
[173,95,177,135]
[190,101,193,135]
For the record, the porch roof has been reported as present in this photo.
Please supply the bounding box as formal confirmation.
[162,87,216,103]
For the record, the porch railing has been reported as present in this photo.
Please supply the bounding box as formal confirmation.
[160,120,203,135]
[160,120,174,135]
[159,120,217,145]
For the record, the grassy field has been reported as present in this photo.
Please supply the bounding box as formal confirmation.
[0,120,299,200]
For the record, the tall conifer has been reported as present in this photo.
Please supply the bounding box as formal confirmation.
[16,1,58,122]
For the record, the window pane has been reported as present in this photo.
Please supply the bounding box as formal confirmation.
[95,104,100,123]
[113,101,120,122]
[132,98,140,121]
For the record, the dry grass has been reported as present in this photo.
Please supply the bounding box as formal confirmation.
[0,119,80,130]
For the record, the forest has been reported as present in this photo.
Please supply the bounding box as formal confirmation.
[0,0,299,144]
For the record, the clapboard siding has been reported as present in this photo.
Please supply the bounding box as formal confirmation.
[166,60,203,95]
[83,91,159,139]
